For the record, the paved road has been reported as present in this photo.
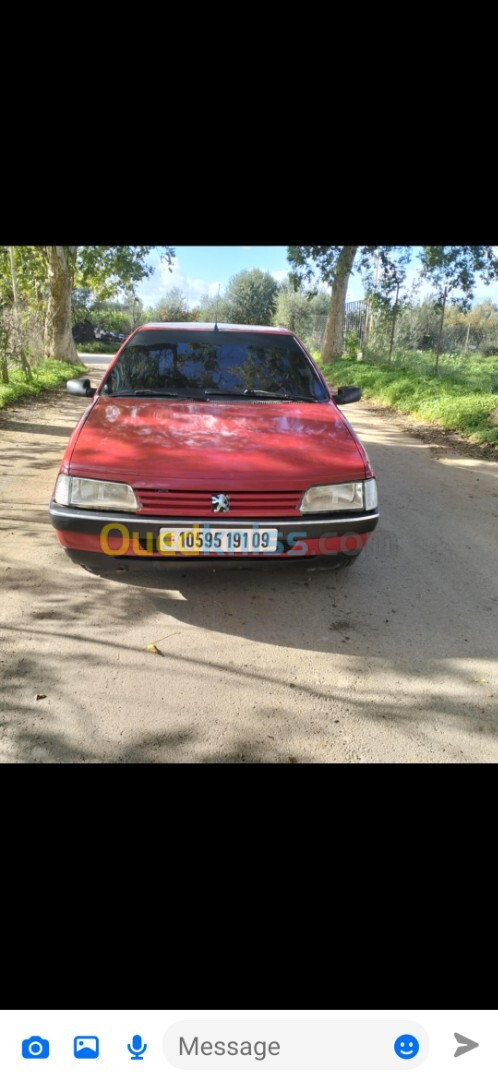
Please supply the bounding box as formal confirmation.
[1,374,497,762]
[77,352,114,367]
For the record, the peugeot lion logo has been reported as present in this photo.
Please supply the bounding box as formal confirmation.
[212,493,230,513]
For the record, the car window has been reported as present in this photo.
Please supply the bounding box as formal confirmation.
[102,330,328,401]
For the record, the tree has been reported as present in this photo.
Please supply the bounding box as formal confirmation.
[223,268,279,325]
[37,247,79,361]
[288,246,357,361]
[0,245,46,320]
[197,290,231,323]
[0,247,43,380]
[39,246,175,361]
[419,246,498,372]
[145,286,195,323]
[71,288,144,341]
[274,277,330,348]
[287,246,412,362]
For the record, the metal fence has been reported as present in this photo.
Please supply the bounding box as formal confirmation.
[304,302,498,391]
[344,300,368,343]
[307,305,369,352]
[327,301,498,356]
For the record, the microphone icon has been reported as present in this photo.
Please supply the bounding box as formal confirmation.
[127,1034,148,1060]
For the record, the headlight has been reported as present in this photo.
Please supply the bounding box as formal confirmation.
[299,478,378,513]
[54,475,140,512]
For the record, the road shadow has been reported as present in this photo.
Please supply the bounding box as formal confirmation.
[1,400,497,762]
[0,419,76,438]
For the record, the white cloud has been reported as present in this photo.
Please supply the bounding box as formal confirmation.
[270,269,289,283]
[138,258,294,309]
[137,255,221,310]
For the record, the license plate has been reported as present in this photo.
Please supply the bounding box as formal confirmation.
[158,527,279,554]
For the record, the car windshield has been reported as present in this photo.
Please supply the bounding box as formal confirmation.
[101,329,328,401]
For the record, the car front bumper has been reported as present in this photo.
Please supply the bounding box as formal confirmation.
[49,502,379,569]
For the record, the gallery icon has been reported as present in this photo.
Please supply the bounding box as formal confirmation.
[22,1036,50,1059]
[74,1036,100,1059]
[127,1034,148,1060]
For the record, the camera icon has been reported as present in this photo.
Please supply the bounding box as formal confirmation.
[22,1036,50,1059]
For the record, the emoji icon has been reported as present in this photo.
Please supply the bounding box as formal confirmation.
[394,1035,419,1060]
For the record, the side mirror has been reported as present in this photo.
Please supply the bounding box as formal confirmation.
[333,385,362,405]
[67,377,95,397]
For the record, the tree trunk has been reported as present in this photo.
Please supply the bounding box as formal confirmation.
[388,282,400,363]
[43,246,78,362]
[321,246,358,362]
[434,286,448,375]
[9,247,19,309]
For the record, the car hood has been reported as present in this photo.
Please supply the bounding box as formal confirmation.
[68,397,367,486]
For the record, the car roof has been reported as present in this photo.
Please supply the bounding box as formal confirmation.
[137,322,292,334]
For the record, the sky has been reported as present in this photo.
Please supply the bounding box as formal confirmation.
[136,246,498,309]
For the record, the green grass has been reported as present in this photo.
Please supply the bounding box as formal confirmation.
[76,340,120,354]
[0,359,87,410]
[361,348,498,392]
[316,355,498,446]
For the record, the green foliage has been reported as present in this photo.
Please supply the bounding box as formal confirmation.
[364,298,498,376]
[2,247,171,309]
[287,245,411,303]
[274,278,329,346]
[343,330,360,362]
[223,268,280,325]
[0,304,45,383]
[370,349,498,392]
[0,358,86,409]
[193,269,280,326]
[318,355,498,445]
[0,246,47,311]
[419,246,498,306]
[72,288,144,339]
[196,291,231,323]
[144,286,198,323]
[75,341,120,354]
[0,247,175,368]
[73,246,174,300]
[287,248,496,371]
[287,246,345,292]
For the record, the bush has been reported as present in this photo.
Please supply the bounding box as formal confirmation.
[343,331,360,362]
[0,304,44,383]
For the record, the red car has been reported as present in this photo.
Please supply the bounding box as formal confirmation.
[49,323,379,572]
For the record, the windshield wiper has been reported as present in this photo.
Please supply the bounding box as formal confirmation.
[245,389,319,402]
[202,388,318,402]
[106,388,320,402]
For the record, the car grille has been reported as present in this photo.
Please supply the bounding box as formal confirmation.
[133,488,303,517]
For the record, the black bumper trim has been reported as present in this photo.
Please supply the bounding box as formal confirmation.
[49,501,379,540]
[64,549,364,572]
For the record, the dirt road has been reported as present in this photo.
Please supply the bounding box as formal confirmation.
[1,375,497,762]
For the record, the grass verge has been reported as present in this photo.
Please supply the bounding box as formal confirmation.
[0,359,87,410]
[76,341,120,354]
[317,356,498,445]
